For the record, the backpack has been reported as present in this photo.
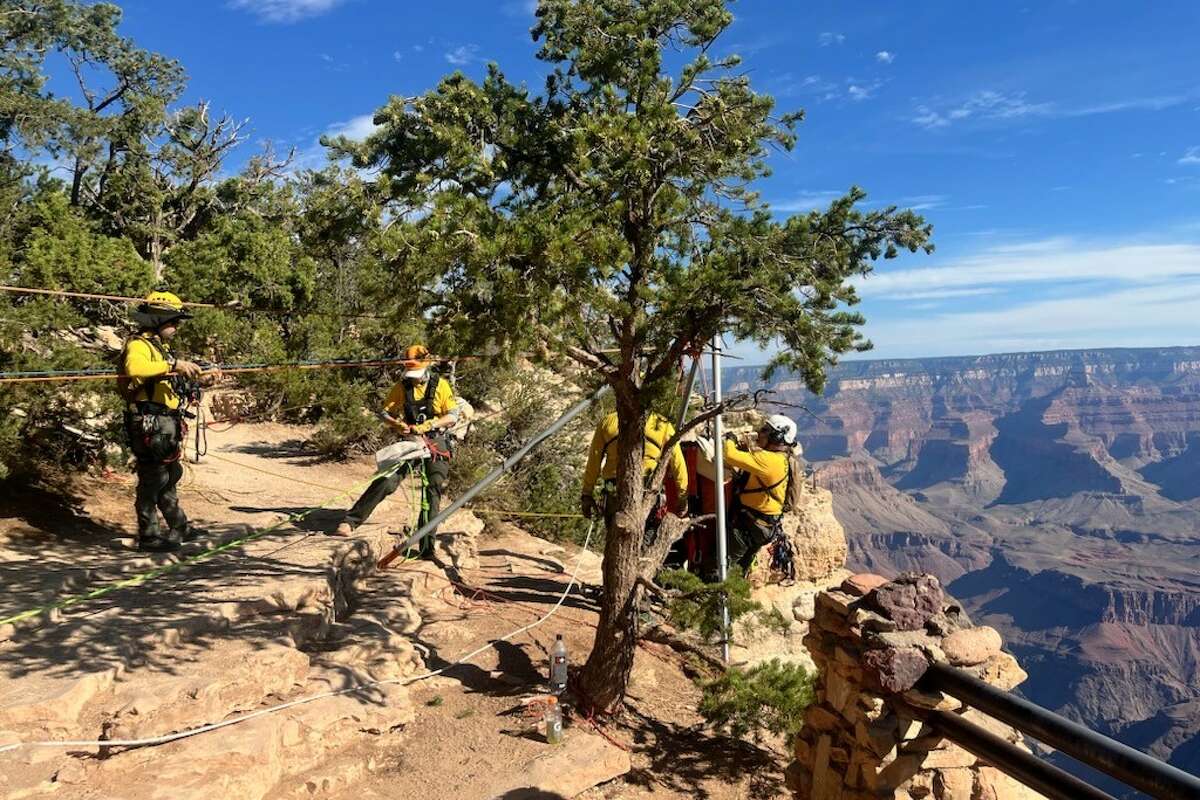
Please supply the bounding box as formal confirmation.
[783,453,807,513]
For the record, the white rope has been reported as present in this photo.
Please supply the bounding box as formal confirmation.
[0,521,595,756]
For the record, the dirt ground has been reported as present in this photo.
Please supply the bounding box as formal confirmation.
[0,421,792,800]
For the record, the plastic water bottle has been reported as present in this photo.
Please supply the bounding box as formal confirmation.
[549,634,568,695]
[544,696,564,744]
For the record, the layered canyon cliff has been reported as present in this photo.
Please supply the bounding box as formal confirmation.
[727,346,1200,794]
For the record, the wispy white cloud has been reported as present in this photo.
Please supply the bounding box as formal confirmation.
[229,0,346,23]
[901,194,947,211]
[501,0,538,17]
[392,50,403,63]
[875,50,895,64]
[1180,146,1200,165]
[862,280,1200,358]
[912,90,1051,129]
[913,90,1195,130]
[857,238,1200,298]
[293,113,380,171]
[326,113,379,142]
[883,287,1001,301]
[848,84,872,101]
[445,44,481,66]
[1066,94,1193,116]
[770,190,844,213]
[818,32,846,47]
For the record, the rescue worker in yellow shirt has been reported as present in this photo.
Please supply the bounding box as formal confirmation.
[334,345,460,557]
[120,291,219,552]
[724,414,797,574]
[580,411,689,536]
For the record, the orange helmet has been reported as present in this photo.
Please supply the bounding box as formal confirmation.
[402,344,431,379]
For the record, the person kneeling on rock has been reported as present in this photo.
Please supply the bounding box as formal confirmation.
[333,345,460,557]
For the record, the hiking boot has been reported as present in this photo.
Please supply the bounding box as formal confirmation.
[138,536,181,553]
[332,522,354,537]
[171,525,203,543]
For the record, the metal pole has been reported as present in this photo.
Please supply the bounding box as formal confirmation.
[923,662,1200,800]
[674,356,700,431]
[924,710,1118,800]
[380,384,611,568]
[711,335,730,663]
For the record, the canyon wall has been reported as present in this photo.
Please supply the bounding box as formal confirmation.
[727,346,1200,795]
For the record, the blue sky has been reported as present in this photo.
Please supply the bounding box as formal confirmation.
[111,0,1200,360]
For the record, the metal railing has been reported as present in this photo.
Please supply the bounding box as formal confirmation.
[914,661,1200,800]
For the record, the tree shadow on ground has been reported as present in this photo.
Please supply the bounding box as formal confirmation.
[0,483,129,549]
[228,505,350,534]
[495,789,567,799]
[474,574,599,615]
[618,704,786,799]
[478,548,570,575]
[225,439,343,466]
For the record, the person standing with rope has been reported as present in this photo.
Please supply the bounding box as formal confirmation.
[120,291,220,553]
[334,345,460,556]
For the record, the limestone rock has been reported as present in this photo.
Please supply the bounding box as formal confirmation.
[865,574,945,632]
[941,627,1002,667]
[842,573,890,597]
[794,590,818,622]
[748,486,847,586]
[103,642,310,740]
[484,730,631,798]
[972,652,1027,691]
[433,510,482,571]
[933,767,974,799]
[976,765,1052,800]
[863,646,929,693]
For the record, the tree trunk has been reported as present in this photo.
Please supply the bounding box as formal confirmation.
[576,388,648,713]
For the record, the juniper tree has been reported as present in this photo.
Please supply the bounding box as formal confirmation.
[311,0,934,711]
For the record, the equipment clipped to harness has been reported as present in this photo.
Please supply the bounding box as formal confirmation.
[769,530,797,583]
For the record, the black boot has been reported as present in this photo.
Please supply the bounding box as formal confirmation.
[138,535,181,553]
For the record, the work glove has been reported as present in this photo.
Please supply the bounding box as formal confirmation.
[412,421,433,434]
[173,359,202,379]
[580,494,596,520]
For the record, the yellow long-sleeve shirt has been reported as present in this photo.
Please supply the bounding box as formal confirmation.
[122,334,179,410]
[724,440,789,516]
[382,376,458,423]
[581,411,688,495]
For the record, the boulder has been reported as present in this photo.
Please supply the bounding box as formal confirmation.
[842,573,890,597]
[863,646,930,694]
[747,486,848,586]
[941,627,1002,667]
[433,509,483,572]
[865,573,945,631]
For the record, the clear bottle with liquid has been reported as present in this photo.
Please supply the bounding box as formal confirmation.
[549,633,568,695]
[544,696,564,744]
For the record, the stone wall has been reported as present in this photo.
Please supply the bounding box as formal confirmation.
[790,572,1048,800]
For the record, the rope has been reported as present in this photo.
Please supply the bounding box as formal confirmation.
[470,508,584,519]
[0,284,390,320]
[0,356,435,384]
[0,520,595,756]
[0,458,411,627]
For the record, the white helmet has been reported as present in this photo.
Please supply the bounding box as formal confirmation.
[763,414,798,446]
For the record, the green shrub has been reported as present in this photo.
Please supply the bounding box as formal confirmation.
[698,659,816,744]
